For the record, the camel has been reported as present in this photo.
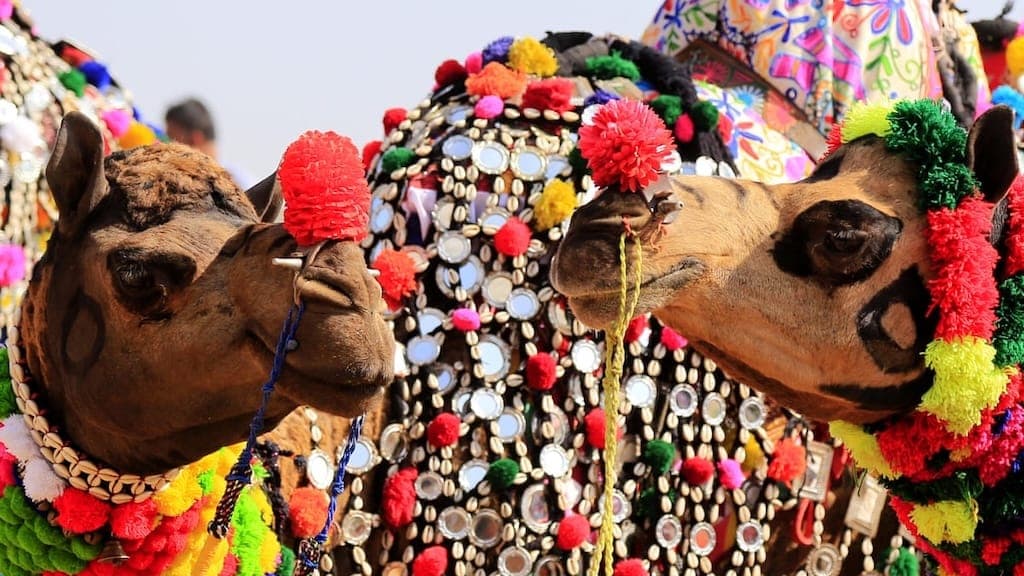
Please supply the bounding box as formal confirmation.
[551,96,1024,574]
[0,111,394,576]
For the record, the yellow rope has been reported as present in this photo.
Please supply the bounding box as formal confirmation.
[590,232,643,576]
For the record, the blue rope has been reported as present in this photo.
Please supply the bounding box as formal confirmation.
[298,413,365,569]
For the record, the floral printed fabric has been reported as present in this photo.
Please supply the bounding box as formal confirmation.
[642,0,988,129]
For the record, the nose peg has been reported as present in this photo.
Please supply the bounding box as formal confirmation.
[652,194,684,224]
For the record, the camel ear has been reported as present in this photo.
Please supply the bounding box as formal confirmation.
[244,172,283,223]
[46,112,107,237]
[967,104,1019,204]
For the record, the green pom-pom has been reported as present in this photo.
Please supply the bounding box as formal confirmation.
[0,350,13,420]
[636,487,677,520]
[14,524,43,556]
[585,52,641,81]
[642,440,676,475]
[568,146,589,176]
[49,547,87,575]
[650,95,683,127]
[6,489,35,521]
[197,469,215,495]
[69,534,102,561]
[58,69,87,98]
[277,546,296,576]
[885,100,967,168]
[380,147,415,173]
[881,469,982,504]
[888,548,920,576]
[0,497,19,525]
[0,560,27,576]
[917,163,978,211]
[32,516,64,547]
[995,275,1024,367]
[691,101,720,131]
[486,458,520,490]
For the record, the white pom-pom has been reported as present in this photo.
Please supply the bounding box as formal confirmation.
[0,415,38,461]
[22,456,65,502]
[0,116,44,154]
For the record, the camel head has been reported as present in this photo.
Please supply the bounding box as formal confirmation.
[552,102,1020,425]
[16,112,394,474]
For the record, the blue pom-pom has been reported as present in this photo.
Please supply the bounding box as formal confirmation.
[992,85,1024,130]
[584,89,620,107]
[482,36,514,65]
[78,61,111,91]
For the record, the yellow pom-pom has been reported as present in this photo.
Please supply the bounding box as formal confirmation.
[118,121,157,149]
[508,37,559,77]
[742,435,765,473]
[828,421,897,479]
[153,466,203,517]
[909,499,978,544]
[920,337,1009,435]
[259,531,282,573]
[841,102,893,143]
[193,535,231,576]
[1008,37,1024,78]
[534,179,577,230]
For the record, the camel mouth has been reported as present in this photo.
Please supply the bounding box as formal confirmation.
[295,271,358,310]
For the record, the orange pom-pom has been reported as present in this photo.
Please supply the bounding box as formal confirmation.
[372,248,418,310]
[288,487,330,538]
[54,487,112,534]
[578,99,674,192]
[466,62,528,99]
[767,437,807,486]
[279,130,371,246]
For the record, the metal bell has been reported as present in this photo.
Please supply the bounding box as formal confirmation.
[97,538,129,565]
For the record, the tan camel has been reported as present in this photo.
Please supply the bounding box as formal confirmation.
[0,111,394,575]
[552,102,1022,573]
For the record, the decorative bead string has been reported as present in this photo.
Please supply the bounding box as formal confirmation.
[590,232,642,576]
[208,302,306,538]
[297,414,365,574]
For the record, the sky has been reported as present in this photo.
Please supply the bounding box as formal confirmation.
[25,1,1024,185]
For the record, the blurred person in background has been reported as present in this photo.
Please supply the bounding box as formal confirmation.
[164,97,253,190]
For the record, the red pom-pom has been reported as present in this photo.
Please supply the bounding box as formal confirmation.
[494,217,531,257]
[373,248,418,310]
[362,140,383,172]
[680,457,715,485]
[279,130,371,246]
[435,59,468,88]
[0,446,16,490]
[584,408,612,449]
[382,467,418,528]
[660,326,688,351]
[427,413,461,447]
[766,437,806,486]
[521,78,575,113]
[526,353,558,391]
[578,99,674,192]
[717,111,734,144]
[164,532,189,555]
[412,545,448,576]
[613,559,648,576]
[823,121,844,159]
[60,45,93,67]
[383,108,407,135]
[111,499,158,540]
[219,554,239,576]
[53,487,112,534]
[451,308,481,331]
[557,515,591,550]
[289,486,330,538]
[673,114,695,143]
[983,536,1012,566]
[623,315,648,343]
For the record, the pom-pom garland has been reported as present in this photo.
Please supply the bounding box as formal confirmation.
[482,36,514,65]
[426,413,461,448]
[100,109,132,139]
[556,515,590,550]
[623,315,648,344]
[381,147,416,174]
[578,99,674,193]
[464,51,483,74]
[584,408,609,449]
[278,130,371,246]
[53,488,110,534]
[673,114,695,143]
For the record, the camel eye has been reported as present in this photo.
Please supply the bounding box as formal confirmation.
[773,200,902,287]
[109,249,196,317]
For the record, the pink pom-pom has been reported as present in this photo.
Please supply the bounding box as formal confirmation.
[680,457,715,486]
[451,308,481,331]
[465,51,483,74]
[557,515,591,550]
[660,327,688,351]
[278,131,371,246]
[0,244,25,287]
[0,1,12,20]
[427,413,461,447]
[674,113,695,143]
[101,109,132,138]
[474,95,505,120]
[717,459,746,489]
[614,559,648,576]
[494,216,531,257]
[526,353,558,391]
[412,546,448,576]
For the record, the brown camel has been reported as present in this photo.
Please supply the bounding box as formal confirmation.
[552,102,1022,572]
[0,111,393,575]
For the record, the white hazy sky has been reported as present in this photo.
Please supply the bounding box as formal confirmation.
[26,1,1022,183]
